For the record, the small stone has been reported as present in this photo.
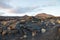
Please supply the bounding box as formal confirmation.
[57,20,60,23]
[32,31,36,37]
[20,37,23,39]
[23,35,27,38]
[41,28,46,33]
[1,21,7,25]
[2,30,7,36]
[20,20,25,22]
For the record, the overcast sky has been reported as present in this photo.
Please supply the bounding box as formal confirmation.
[0,0,60,16]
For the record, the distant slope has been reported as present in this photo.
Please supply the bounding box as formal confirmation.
[35,13,54,19]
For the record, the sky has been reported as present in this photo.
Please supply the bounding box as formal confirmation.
[0,0,60,16]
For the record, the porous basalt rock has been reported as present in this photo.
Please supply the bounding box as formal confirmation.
[0,13,60,40]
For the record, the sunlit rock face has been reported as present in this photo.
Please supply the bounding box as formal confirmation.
[0,13,60,40]
[35,13,54,19]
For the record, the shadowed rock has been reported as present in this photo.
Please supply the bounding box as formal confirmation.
[0,13,60,40]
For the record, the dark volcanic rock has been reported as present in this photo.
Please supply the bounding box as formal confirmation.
[0,13,60,40]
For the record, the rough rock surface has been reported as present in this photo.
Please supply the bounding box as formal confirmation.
[0,13,60,40]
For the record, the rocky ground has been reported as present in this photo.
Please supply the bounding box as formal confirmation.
[0,13,60,40]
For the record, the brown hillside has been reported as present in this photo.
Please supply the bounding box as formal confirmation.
[35,13,54,19]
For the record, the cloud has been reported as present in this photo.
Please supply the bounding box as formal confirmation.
[0,0,60,16]
[0,0,40,14]
[0,0,12,9]
[0,0,13,16]
[10,6,39,13]
[0,0,41,14]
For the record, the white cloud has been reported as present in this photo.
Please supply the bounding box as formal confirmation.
[0,0,60,16]
[0,6,60,16]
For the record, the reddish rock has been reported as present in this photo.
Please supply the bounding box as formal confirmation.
[35,13,54,19]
